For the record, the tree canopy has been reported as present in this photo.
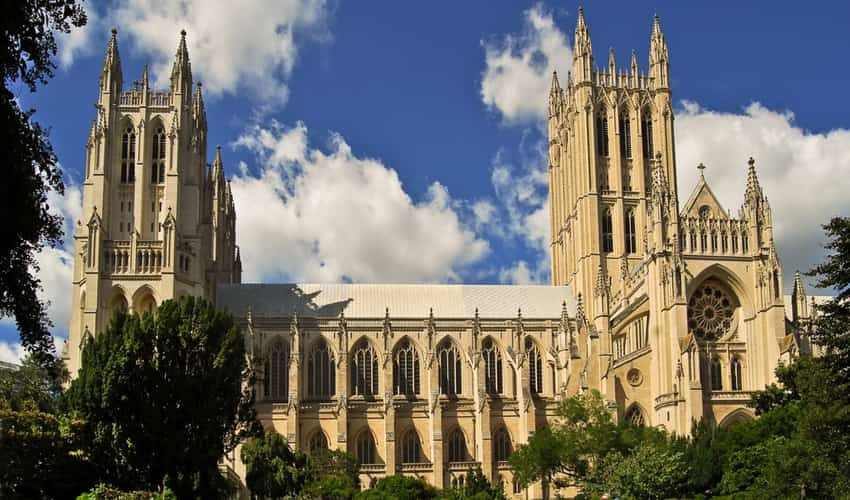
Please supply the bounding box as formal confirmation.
[0,0,86,371]
[241,431,312,499]
[67,297,261,498]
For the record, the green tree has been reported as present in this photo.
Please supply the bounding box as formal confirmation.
[303,448,360,499]
[241,431,313,499]
[438,466,505,500]
[0,355,67,412]
[354,475,436,500]
[0,0,86,371]
[67,297,261,498]
[589,442,687,500]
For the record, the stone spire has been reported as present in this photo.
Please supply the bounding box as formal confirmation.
[744,156,763,205]
[549,71,562,116]
[573,7,593,82]
[141,64,149,91]
[791,271,809,324]
[630,48,638,76]
[99,28,122,95]
[170,29,193,94]
[213,144,225,182]
[649,14,669,88]
[608,47,616,74]
[193,81,206,127]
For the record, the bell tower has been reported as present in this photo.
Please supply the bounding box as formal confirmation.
[65,30,241,375]
[547,10,677,316]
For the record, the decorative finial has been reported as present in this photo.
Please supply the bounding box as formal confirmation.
[180,29,187,37]
[748,157,755,167]
[697,163,706,177]
[111,27,118,36]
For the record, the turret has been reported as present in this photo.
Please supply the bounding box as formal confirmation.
[548,71,562,137]
[99,28,122,102]
[572,7,593,83]
[170,30,193,96]
[630,49,638,81]
[791,271,809,326]
[648,15,669,89]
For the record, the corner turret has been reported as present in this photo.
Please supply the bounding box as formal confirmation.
[648,15,669,89]
[572,7,593,83]
[99,28,122,102]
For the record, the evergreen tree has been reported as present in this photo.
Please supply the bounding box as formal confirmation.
[241,431,313,499]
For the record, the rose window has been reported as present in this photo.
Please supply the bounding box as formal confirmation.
[687,284,734,340]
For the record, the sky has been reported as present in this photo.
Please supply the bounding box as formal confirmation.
[3,0,850,363]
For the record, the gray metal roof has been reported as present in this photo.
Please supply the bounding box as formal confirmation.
[218,283,575,319]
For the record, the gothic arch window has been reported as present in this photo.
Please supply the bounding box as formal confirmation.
[732,232,739,253]
[307,339,336,399]
[640,111,654,159]
[619,112,632,159]
[699,205,711,219]
[596,112,609,157]
[307,430,328,452]
[711,232,718,253]
[355,430,378,465]
[400,429,423,464]
[121,126,136,183]
[700,231,708,252]
[526,337,543,395]
[602,207,614,253]
[493,428,512,463]
[264,339,290,400]
[687,282,737,341]
[721,232,728,253]
[624,208,637,254]
[624,404,645,426]
[689,231,697,251]
[742,232,749,253]
[438,340,463,397]
[710,357,723,391]
[446,428,468,462]
[351,339,379,397]
[151,127,166,184]
[393,339,420,396]
[110,292,128,315]
[482,338,503,395]
[731,357,743,391]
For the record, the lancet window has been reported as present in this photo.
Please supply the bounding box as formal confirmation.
[393,339,420,396]
[602,207,614,253]
[307,430,328,452]
[624,404,645,426]
[351,339,379,397]
[641,111,654,159]
[619,112,632,159]
[710,357,723,391]
[121,126,136,183]
[625,208,637,254]
[447,428,468,462]
[401,429,422,464]
[526,338,543,395]
[493,428,512,463]
[307,339,335,399]
[151,127,166,184]
[264,339,290,401]
[356,430,378,465]
[482,338,503,395]
[596,113,609,157]
[438,341,462,396]
[731,357,743,391]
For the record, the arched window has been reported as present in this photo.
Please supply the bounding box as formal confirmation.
[721,232,728,253]
[307,339,335,399]
[742,232,749,253]
[110,293,128,314]
[689,231,697,251]
[526,338,543,395]
[438,341,462,396]
[602,207,614,253]
[264,340,290,400]
[447,428,467,462]
[711,232,718,253]
[351,340,379,397]
[700,231,708,252]
[732,232,739,253]
[624,404,645,426]
[619,112,632,159]
[687,282,736,341]
[596,113,609,157]
[482,338,502,395]
[624,208,637,254]
[355,430,378,465]
[641,111,654,159]
[393,339,420,396]
[493,428,512,463]
[400,429,422,464]
[307,430,328,452]
[121,126,136,183]
[731,357,743,391]
[710,357,723,391]
[151,127,166,184]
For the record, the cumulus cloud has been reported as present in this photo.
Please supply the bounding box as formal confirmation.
[0,341,26,365]
[57,8,100,68]
[481,3,572,124]
[66,0,330,104]
[230,121,489,283]
[675,101,850,288]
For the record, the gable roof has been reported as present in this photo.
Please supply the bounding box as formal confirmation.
[681,172,728,219]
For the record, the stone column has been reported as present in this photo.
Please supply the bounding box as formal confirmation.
[385,396,397,474]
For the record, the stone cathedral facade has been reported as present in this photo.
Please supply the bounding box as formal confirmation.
[66,12,820,498]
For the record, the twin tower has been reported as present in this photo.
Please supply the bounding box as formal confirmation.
[64,30,241,373]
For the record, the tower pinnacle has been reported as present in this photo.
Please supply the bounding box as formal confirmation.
[745,156,763,203]
[573,7,593,82]
[170,29,193,93]
[99,28,122,94]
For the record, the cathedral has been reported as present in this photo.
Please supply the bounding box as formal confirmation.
[65,10,819,498]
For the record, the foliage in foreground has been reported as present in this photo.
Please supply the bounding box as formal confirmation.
[67,297,261,498]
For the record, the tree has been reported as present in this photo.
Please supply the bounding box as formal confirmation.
[0,355,67,412]
[0,0,86,371]
[354,475,436,500]
[438,466,505,500]
[589,442,687,500]
[303,448,360,499]
[241,431,313,499]
[67,297,261,498]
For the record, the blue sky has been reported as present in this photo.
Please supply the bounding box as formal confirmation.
[3,1,850,361]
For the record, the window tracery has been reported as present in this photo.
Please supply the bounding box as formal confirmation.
[687,283,735,340]
[356,430,378,465]
[493,428,512,462]
[307,339,335,399]
[351,339,379,397]
[710,357,723,391]
[393,339,420,396]
[624,404,645,426]
[264,339,290,400]
[526,338,543,395]
[447,428,467,462]
[482,338,503,395]
[731,357,743,391]
[401,429,422,464]
[307,430,328,452]
[438,341,462,396]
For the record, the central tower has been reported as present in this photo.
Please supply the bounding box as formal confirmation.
[548,11,676,317]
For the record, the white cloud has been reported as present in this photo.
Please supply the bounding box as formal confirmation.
[70,0,330,104]
[675,101,850,288]
[498,259,550,285]
[230,121,490,283]
[0,341,26,365]
[481,3,572,124]
[57,8,100,68]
